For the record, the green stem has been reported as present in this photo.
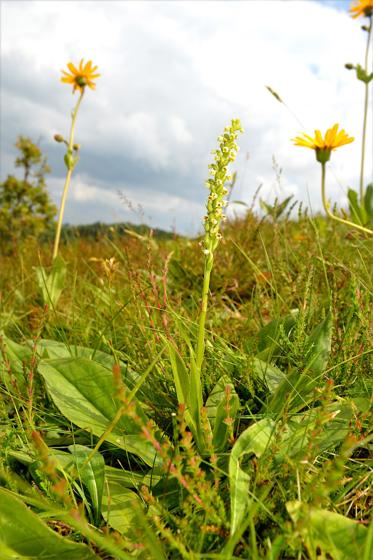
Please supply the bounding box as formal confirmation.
[52,90,84,260]
[321,162,373,235]
[196,255,213,373]
[359,16,372,203]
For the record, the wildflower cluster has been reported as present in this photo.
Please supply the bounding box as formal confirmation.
[203,119,243,257]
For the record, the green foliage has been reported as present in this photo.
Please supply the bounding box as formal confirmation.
[287,501,369,559]
[0,136,56,249]
[37,355,158,466]
[355,63,373,84]
[259,195,294,222]
[34,256,67,308]
[348,184,373,227]
[68,444,105,525]
[0,488,100,559]
[0,209,372,558]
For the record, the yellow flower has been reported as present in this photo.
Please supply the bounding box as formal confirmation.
[61,59,100,93]
[292,124,354,163]
[349,0,373,18]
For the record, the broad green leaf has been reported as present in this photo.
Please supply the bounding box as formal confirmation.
[34,338,123,370]
[205,375,240,451]
[102,475,142,535]
[272,398,371,463]
[105,465,159,489]
[0,488,99,559]
[34,256,67,308]
[33,339,141,399]
[287,501,368,560]
[38,357,159,467]
[267,312,332,413]
[0,334,31,392]
[256,310,298,360]
[304,311,332,376]
[252,357,285,393]
[68,444,105,524]
[229,418,275,535]
[23,448,155,492]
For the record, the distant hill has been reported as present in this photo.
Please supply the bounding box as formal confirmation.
[59,221,178,241]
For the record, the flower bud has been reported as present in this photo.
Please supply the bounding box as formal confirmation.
[54,134,64,143]
[345,63,354,70]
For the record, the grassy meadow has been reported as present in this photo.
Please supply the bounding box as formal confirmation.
[1,1,373,557]
[0,206,372,559]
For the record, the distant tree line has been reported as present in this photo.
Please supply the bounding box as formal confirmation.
[0,136,176,253]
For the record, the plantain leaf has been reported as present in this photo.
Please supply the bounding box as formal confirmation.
[101,474,142,535]
[0,334,31,393]
[229,418,275,535]
[287,501,368,560]
[34,256,67,308]
[38,357,159,467]
[252,357,285,393]
[68,444,105,525]
[267,312,332,413]
[256,310,298,361]
[206,375,240,451]
[0,488,99,559]
[303,310,332,376]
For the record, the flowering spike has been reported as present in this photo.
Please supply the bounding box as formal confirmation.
[202,119,243,253]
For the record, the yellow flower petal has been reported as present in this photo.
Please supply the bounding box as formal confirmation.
[60,59,100,93]
[292,124,354,158]
[67,62,79,75]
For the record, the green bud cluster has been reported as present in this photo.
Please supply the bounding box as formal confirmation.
[344,62,373,84]
[202,119,243,257]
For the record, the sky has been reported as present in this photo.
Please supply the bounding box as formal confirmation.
[1,0,372,235]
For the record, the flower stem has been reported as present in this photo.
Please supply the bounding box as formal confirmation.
[196,256,213,373]
[52,90,84,260]
[359,15,372,203]
[321,162,373,235]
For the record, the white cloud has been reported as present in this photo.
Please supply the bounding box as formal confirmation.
[1,0,372,233]
[48,174,204,233]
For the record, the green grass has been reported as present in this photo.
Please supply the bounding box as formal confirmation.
[0,210,372,559]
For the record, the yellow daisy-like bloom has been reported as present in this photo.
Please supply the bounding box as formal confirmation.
[292,124,354,163]
[349,0,373,18]
[61,59,100,93]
